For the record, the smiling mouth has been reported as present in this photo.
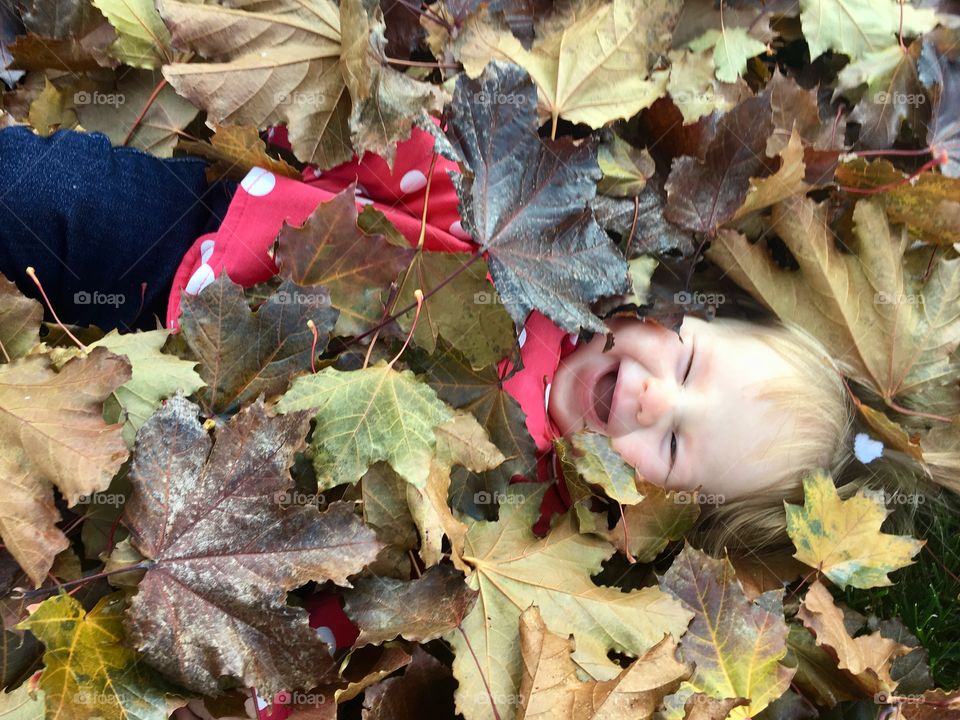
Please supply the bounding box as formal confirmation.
[592,364,619,426]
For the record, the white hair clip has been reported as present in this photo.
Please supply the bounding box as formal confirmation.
[854,432,884,464]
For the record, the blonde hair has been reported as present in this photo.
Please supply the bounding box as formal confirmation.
[688,316,857,555]
[686,315,959,557]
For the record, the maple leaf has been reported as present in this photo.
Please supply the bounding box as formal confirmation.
[515,606,691,720]
[664,94,775,234]
[0,275,42,362]
[91,0,173,69]
[603,480,699,563]
[362,646,457,720]
[0,347,130,587]
[686,27,767,84]
[275,360,454,489]
[665,48,751,126]
[797,581,913,694]
[275,185,414,337]
[918,28,960,179]
[835,158,960,245]
[18,593,178,720]
[562,430,643,505]
[158,0,353,168]
[410,410,505,568]
[343,564,478,647]
[448,484,693,720]
[177,273,338,415]
[72,70,199,158]
[785,470,924,589]
[596,133,656,198]
[339,0,448,167]
[177,124,300,182]
[798,0,936,62]
[731,127,809,221]
[706,196,960,414]
[85,329,205,448]
[394,251,516,370]
[453,0,680,133]
[404,340,538,517]
[445,61,629,334]
[658,544,795,719]
[122,394,383,696]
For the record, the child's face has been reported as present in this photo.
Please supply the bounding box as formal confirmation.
[548,316,804,500]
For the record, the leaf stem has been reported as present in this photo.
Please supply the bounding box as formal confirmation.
[14,563,152,601]
[384,56,460,69]
[387,289,424,368]
[838,151,948,194]
[122,78,168,147]
[885,398,954,424]
[456,623,503,720]
[348,249,485,349]
[25,267,88,351]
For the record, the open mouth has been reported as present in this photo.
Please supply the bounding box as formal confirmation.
[592,363,619,426]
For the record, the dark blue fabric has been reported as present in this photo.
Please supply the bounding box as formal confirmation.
[0,127,235,331]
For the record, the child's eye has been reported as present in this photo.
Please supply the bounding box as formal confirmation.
[670,431,678,462]
[682,341,695,384]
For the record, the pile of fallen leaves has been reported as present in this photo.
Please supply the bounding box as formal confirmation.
[1,0,959,718]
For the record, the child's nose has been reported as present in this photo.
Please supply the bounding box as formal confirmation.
[634,377,674,427]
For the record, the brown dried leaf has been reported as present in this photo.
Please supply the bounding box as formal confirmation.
[122,394,383,696]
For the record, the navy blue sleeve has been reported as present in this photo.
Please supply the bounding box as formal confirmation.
[0,127,235,332]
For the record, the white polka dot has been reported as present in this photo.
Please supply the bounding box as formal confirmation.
[449,220,472,240]
[518,328,528,348]
[267,127,276,141]
[312,167,323,178]
[316,626,337,653]
[240,167,277,197]
[567,333,579,346]
[254,694,270,711]
[200,239,215,264]
[399,169,428,193]
[184,263,215,296]
[355,184,369,196]
[356,195,374,205]
[544,382,552,413]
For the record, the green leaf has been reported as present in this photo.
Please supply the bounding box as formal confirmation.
[89,329,205,447]
[92,0,172,68]
[394,251,516,370]
[785,470,924,589]
[19,594,175,720]
[276,360,454,489]
[0,685,43,720]
[687,27,767,83]
[567,430,643,505]
[0,275,42,363]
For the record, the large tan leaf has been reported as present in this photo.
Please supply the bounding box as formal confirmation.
[516,606,691,720]
[0,275,42,362]
[0,348,130,587]
[785,470,924,589]
[658,544,795,719]
[454,0,680,133]
[797,581,912,695]
[447,484,693,720]
[707,197,960,413]
[159,0,353,168]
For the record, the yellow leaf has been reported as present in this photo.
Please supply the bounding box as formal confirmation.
[454,0,679,134]
[785,470,924,588]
